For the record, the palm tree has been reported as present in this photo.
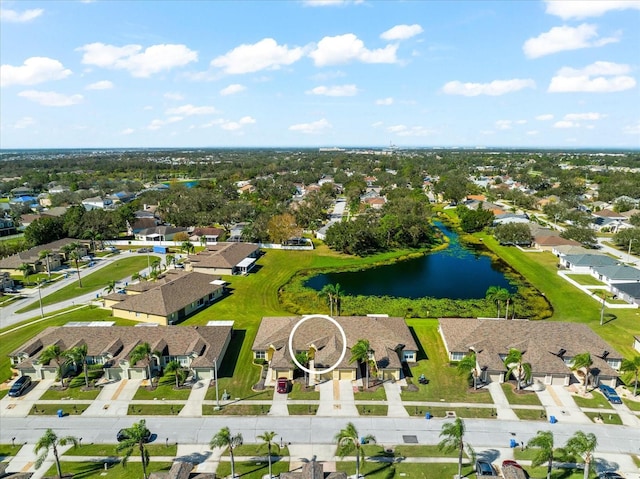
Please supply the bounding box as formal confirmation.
[350,339,372,389]
[528,430,555,479]
[565,431,597,479]
[68,249,83,288]
[335,422,375,479]
[257,431,279,479]
[210,427,243,479]
[40,344,70,388]
[18,262,33,286]
[438,417,474,479]
[130,343,156,389]
[457,351,479,390]
[164,360,186,389]
[132,271,145,282]
[333,282,343,315]
[66,344,89,388]
[116,419,152,479]
[620,356,640,396]
[104,280,117,295]
[150,257,161,273]
[34,428,79,479]
[38,249,52,279]
[293,351,309,386]
[503,290,513,319]
[181,240,195,255]
[485,285,502,318]
[571,352,594,395]
[166,254,175,269]
[504,348,532,391]
[319,283,337,316]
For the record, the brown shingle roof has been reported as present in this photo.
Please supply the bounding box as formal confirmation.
[0,238,85,269]
[187,242,259,269]
[111,272,223,316]
[439,318,621,377]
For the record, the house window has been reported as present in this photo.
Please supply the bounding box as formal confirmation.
[403,351,415,362]
[607,359,621,370]
[451,352,465,361]
[255,351,266,360]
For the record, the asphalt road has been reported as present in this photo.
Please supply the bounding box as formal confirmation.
[1,416,639,454]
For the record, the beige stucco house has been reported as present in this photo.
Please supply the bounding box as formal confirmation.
[186,242,260,275]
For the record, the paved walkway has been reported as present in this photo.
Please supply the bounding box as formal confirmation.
[535,385,591,424]
[81,379,141,417]
[269,385,289,416]
[316,380,358,416]
[487,382,519,421]
[179,379,209,417]
[383,381,409,417]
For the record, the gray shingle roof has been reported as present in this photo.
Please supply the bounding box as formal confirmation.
[187,242,259,269]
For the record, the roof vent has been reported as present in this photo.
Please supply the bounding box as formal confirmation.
[599,350,610,359]
[555,348,566,357]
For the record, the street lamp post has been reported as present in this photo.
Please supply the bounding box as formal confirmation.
[214,357,220,410]
[628,238,635,264]
[597,291,606,326]
[37,280,44,318]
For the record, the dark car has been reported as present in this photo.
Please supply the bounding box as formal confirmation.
[276,377,289,394]
[476,460,497,476]
[599,384,622,404]
[598,473,624,479]
[117,428,152,443]
[8,376,32,397]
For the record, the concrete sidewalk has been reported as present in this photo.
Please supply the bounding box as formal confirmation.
[383,381,409,417]
[82,379,141,417]
[179,379,209,417]
[487,382,519,421]
[316,380,358,416]
[535,385,591,424]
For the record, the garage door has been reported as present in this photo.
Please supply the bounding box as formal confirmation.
[339,370,354,381]
[128,369,145,380]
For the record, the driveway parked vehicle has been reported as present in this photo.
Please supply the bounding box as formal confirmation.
[599,384,622,404]
[598,472,624,478]
[8,376,32,397]
[276,377,289,394]
[476,460,497,476]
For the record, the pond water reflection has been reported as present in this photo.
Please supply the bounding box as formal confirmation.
[305,222,516,299]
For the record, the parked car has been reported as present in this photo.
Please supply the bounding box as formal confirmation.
[276,377,289,394]
[8,376,32,397]
[117,428,151,443]
[502,460,523,470]
[599,384,622,404]
[598,472,624,478]
[137,247,151,253]
[476,460,497,476]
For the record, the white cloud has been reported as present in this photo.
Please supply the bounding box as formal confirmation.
[121,128,135,135]
[495,120,513,130]
[1,57,72,87]
[545,0,640,19]
[380,24,423,41]
[220,116,256,131]
[211,38,303,74]
[164,92,184,101]
[523,24,619,59]
[554,120,578,128]
[527,130,539,136]
[386,124,434,136]
[86,80,113,90]
[548,61,636,93]
[308,33,398,66]
[624,121,640,135]
[18,90,83,106]
[536,114,554,121]
[564,112,604,121]
[376,97,394,105]
[371,121,384,127]
[147,116,183,130]
[220,84,246,96]
[516,119,527,125]
[289,118,331,134]
[165,104,217,116]
[13,117,36,129]
[306,84,359,96]
[0,7,43,23]
[78,42,198,77]
[442,78,535,96]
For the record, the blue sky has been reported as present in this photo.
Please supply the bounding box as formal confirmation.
[1,0,639,149]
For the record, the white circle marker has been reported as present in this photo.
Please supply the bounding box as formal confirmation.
[288,314,347,376]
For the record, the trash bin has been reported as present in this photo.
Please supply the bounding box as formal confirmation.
[549,415,557,424]
[510,439,517,448]
[425,412,431,420]
[57,409,64,418]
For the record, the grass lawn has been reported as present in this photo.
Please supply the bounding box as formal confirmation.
[0,307,134,384]
[223,444,290,457]
[287,382,320,400]
[63,443,178,456]
[30,403,90,415]
[622,397,640,411]
[215,459,289,479]
[336,460,474,478]
[565,274,605,286]
[205,385,273,401]
[357,404,388,416]
[40,384,101,401]
[354,386,387,401]
[571,393,614,409]
[479,234,640,359]
[16,256,150,313]
[44,460,173,479]
[514,408,548,421]
[287,404,318,415]
[394,445,465,458]
[0,444,22,456]
[585,411,623,425]
[401,319,493,404]
[128,404,184,415]
[406,406,496,419]
[133,383,191,400]
[204,404,270,415]
[501,383,542,406]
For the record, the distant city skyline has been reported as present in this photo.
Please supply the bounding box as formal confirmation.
[1,0,639,149]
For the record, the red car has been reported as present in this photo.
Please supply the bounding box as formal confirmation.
[502,460,523,470]
[276,377,289,394]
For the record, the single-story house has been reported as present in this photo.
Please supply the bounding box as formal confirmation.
[186,242,260,275]
[610,282,640,306]
[533,234,581,251]
[252,315,419,385]
[0,272,15,291]
[135,225,189,242]
[105,271,226,325]
[0,217,17,237]
[8,321,233,382]
[281,458,346,479]
[560,254,620,273]
[0,238,88,275]
[493,214,530,225]
[81,196,114,211]
[190,227,225,245]
[591,264,640,284]
[439,318,622,387]
[552,245,597,257]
